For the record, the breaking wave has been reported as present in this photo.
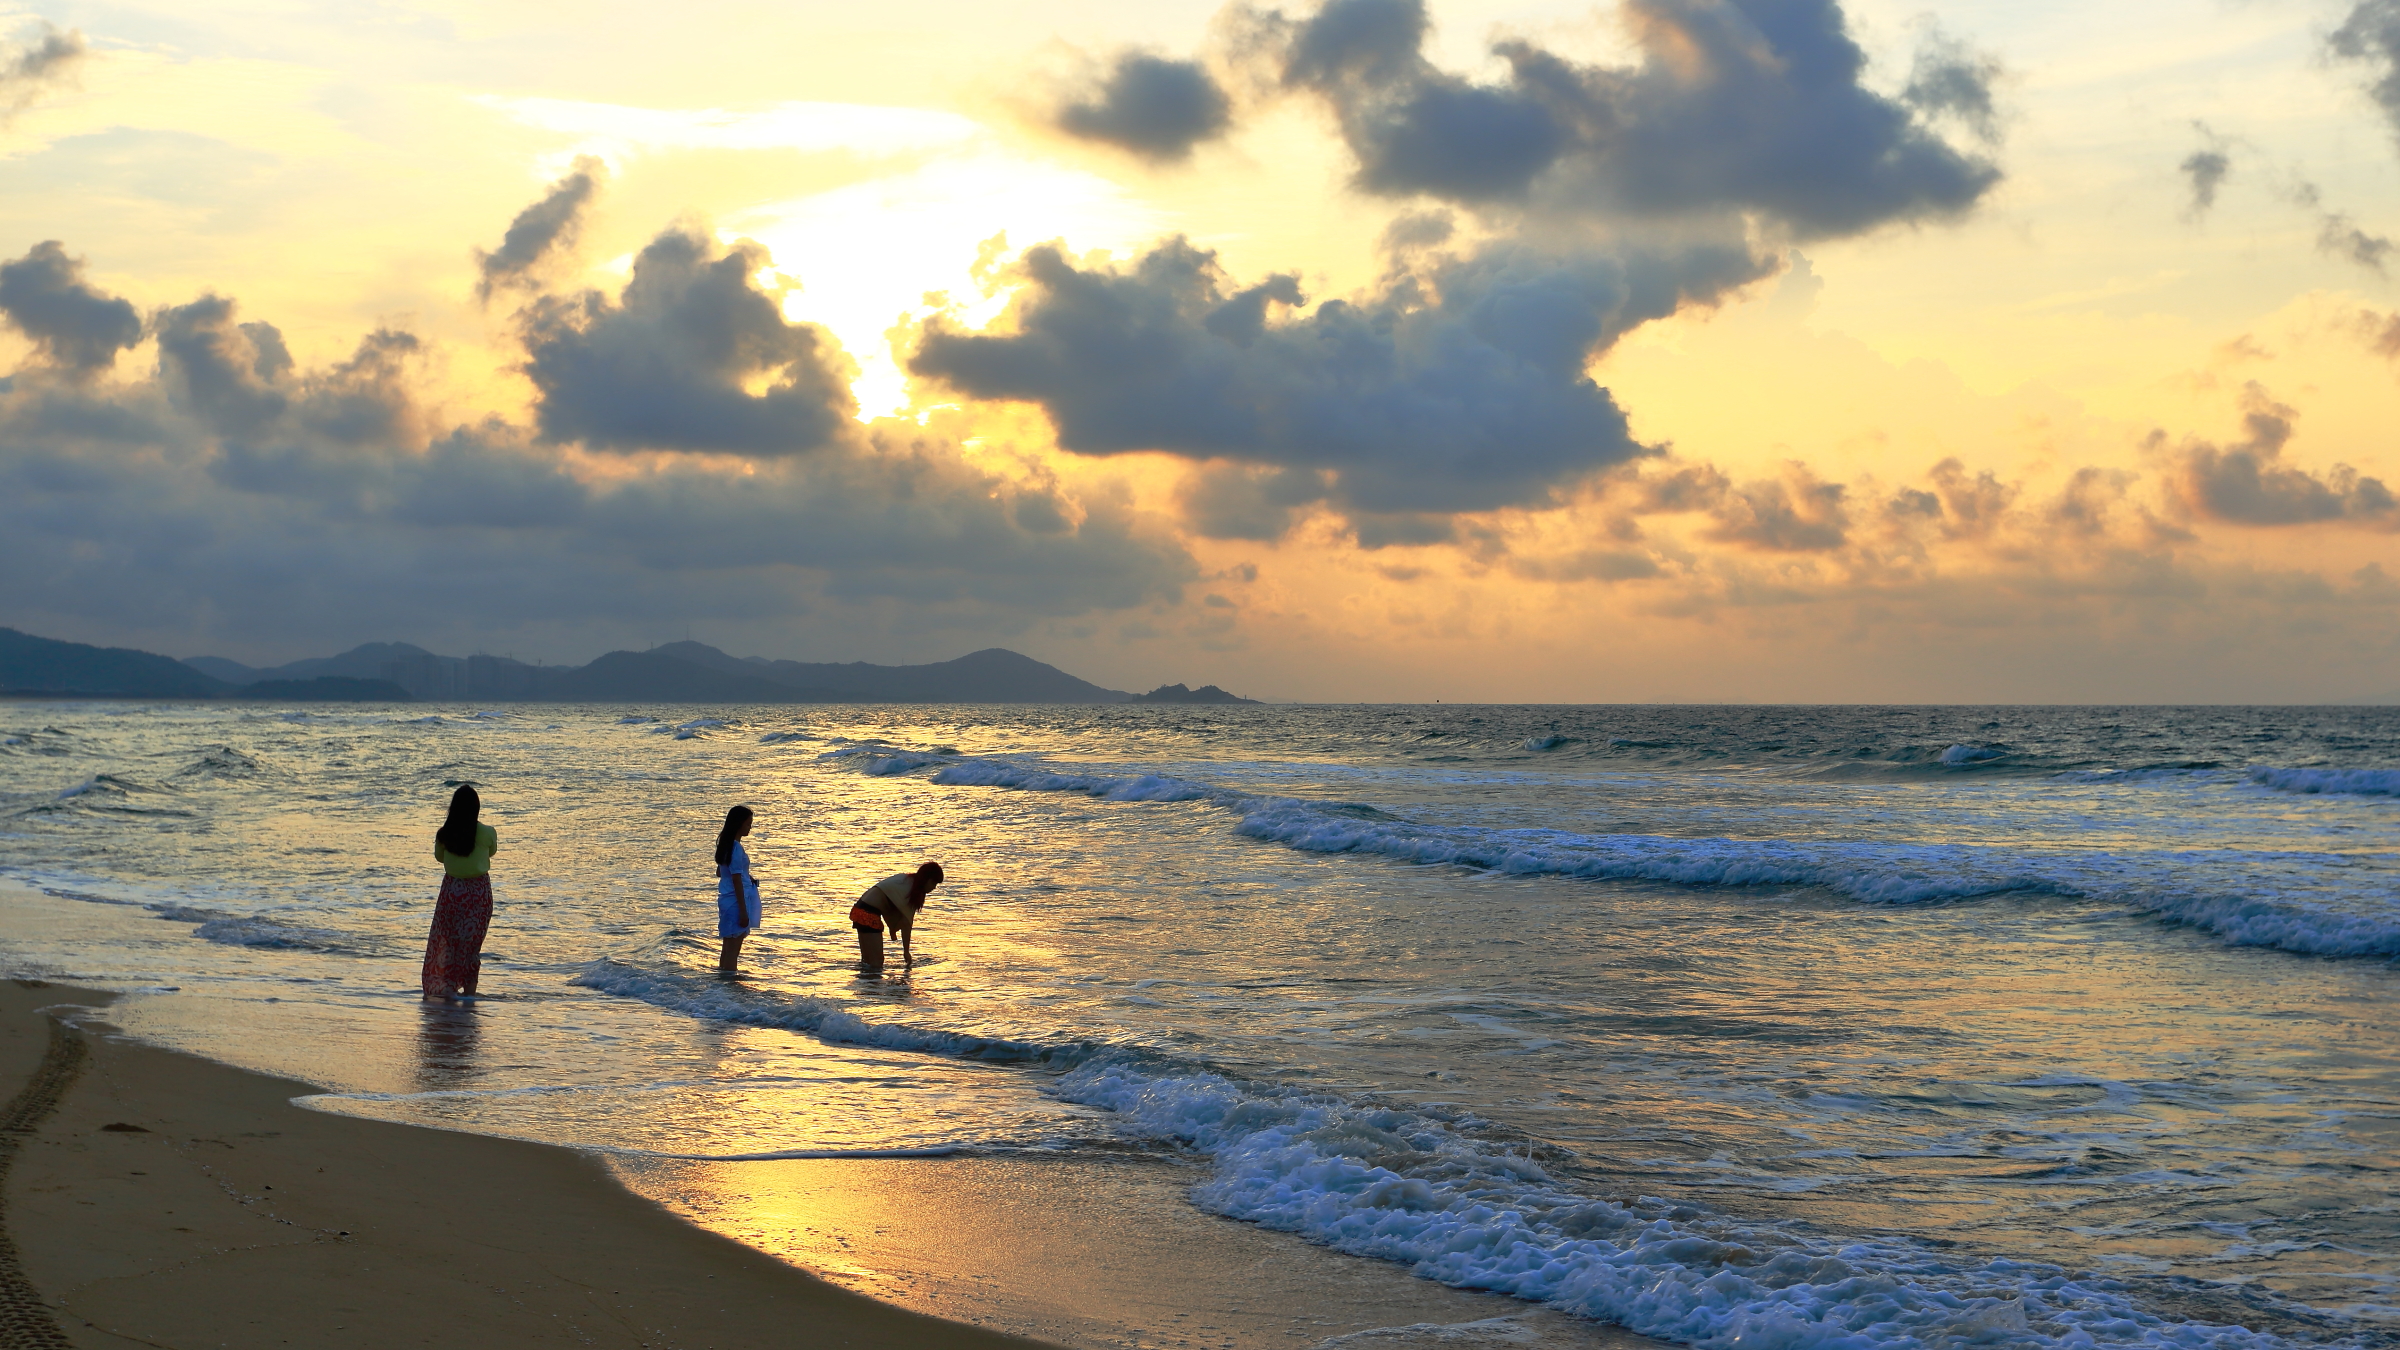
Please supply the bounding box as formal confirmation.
[2247,767,2400,798]
[825,749,2400,959]
[1047,1057,2346,1350]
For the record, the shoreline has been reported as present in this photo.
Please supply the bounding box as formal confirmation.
[2,976,1663,1350]
[1,978,1053,1350]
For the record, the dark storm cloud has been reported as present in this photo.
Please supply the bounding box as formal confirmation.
[1241,0,2001,235]
[0,240,142,378]
[153,296,291,437]
[1175,462,1329,540]
[2179,124,2231,216]
[0,22,82,121]
[2164,386,2397,528]
[910,233,1771,516]
[1054,52,1234,161]
[2331,0,2400,148]
[520,227,856,455]
[476,157,603,301]
[0,232,1196,654]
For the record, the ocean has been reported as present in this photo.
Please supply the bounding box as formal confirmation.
[2,701,2394,1350]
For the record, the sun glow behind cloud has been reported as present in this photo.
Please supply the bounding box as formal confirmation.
[478,93,1168,419]
[2,0,2397,697]
[736,154,1170,419]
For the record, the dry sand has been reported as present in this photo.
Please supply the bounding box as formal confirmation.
[3,978,1665,1350]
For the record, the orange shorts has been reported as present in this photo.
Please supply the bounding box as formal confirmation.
[849,903,883,932]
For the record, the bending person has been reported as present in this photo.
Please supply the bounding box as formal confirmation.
[849,862,943,972]
[715,805,760,973]
[422,784,498,1001]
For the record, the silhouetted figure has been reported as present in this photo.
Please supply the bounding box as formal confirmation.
[716,805,760,972]
[851,862,942,972]
[422,784,497,1000]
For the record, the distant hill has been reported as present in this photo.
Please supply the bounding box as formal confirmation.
[650,642,1128,703]
[4,626,1147,703]
[1129,682,1260,705]
[184,655,265,685]
[237,676,414,702]
[2,628,227,698]
[543,651,853,703]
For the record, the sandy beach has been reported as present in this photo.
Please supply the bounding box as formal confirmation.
[1,974,1660,1350]
[1,978,1052,1349]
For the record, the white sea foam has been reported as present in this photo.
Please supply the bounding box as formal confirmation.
[1047,1058,2325,1350]
[2247,767,2400,797]
[831,752,2400,959]
[1939,744,2006,766]
[191,916,349,950]
[568,959,1091,1065]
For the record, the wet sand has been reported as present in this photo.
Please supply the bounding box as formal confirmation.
[1,979,1048,1349]
[2,975,1663,1350]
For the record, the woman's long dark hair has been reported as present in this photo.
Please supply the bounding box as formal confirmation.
[436,784,480,858]
[715,805,754,869]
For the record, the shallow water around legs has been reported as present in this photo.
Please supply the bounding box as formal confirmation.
[2,701,2394,1350]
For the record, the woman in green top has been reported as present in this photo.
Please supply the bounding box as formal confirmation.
[422,784,498,1000]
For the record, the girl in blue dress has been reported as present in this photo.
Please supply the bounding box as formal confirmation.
[715,805,759,973]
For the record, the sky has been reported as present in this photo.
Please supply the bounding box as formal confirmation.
[0,0,2397,702]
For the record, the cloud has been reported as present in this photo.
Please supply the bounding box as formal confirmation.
[1704,463,1850,551]
[477,157,603,302]
[1176,462,1330,539]
[1902,27,2004,143]
[1240,0,2002,236]
[2364,308,2400,358]
[0,21,82,123]
[1601,456,1851,552]
[154,296,297,439]
[2293,181,2395,272]
[0,227,1197,656]
[519,226,857,455]
[0,241,141,379]
[2178,123,2231,217]
[1053,51,1234,161]
[910,232,1771,519]
[2317,211,2395,272]
[2330,0,2400,148]
[2165,384,2397,528]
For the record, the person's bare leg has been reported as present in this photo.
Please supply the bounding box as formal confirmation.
[719,934,745,973]
[856,927,883,972]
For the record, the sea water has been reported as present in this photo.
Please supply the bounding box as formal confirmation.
[2,702,2394,1350]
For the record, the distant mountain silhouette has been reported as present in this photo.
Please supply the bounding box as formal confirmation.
[237,676,414,702]
[1129,682,1259,705]
[3,628,226,698]
[543,651,856,703]
[647,643,1130,703]
[2,627,1171,704]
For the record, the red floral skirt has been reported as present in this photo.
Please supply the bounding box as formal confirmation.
[421,873,493,997]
